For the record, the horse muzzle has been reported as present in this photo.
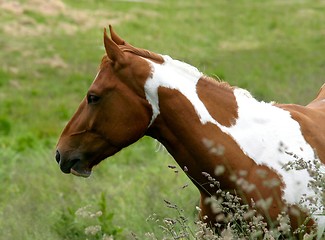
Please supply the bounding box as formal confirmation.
[55,149,92,178]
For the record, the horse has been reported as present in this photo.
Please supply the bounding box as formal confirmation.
[55,25,325,238]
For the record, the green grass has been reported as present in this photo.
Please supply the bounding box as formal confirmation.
[0,0,324,239]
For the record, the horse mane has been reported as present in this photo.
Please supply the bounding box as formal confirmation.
[203,75,232,90]
[100,45,164,69]
[100,41,231,91]
[120,45,164,64]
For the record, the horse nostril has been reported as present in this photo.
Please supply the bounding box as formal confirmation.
[55,150,61,164]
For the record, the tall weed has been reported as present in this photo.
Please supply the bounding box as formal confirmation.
[53,192,122,240]
[133,140,324,240]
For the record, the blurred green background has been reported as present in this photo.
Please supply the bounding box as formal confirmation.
[0,0,324,239]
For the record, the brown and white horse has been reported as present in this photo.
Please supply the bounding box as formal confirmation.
[56,26,325,238]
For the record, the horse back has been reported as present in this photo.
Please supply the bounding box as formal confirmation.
[276,85,325,163]
[307,83,325,109]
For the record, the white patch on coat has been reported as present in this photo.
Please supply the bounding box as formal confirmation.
[144,55,324,235]
[225,89,324,238]
[144,55,217,126]
[224,89,318,203]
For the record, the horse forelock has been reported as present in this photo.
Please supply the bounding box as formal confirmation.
[99,55,111,70]
[99,44,164,71]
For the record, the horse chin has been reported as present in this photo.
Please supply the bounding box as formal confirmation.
[70,167,92,178]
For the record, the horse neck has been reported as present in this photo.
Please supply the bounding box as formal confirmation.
[144,56,236,126]
[145,58,239,189]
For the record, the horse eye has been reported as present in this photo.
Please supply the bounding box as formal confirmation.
[87,94,100,104]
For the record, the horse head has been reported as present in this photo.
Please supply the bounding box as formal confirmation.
[56,26,160,177]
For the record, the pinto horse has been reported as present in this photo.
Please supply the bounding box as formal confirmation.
[56,26,325,238]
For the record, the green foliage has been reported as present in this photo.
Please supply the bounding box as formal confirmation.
[0,69,10,87]
[0,117,11,135]
[54,207,84,240]
[23,9,48,24]
[15,134,37,152]
[98,192,123,237]
[54,192,122,239]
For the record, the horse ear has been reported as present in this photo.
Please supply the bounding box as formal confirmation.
[109,25,126,45]
[103,28,125,64]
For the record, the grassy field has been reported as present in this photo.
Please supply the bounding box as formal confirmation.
[0,0,324,239]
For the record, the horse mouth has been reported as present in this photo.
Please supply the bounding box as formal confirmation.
[70,167,91,178]
[60,159,92,178]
